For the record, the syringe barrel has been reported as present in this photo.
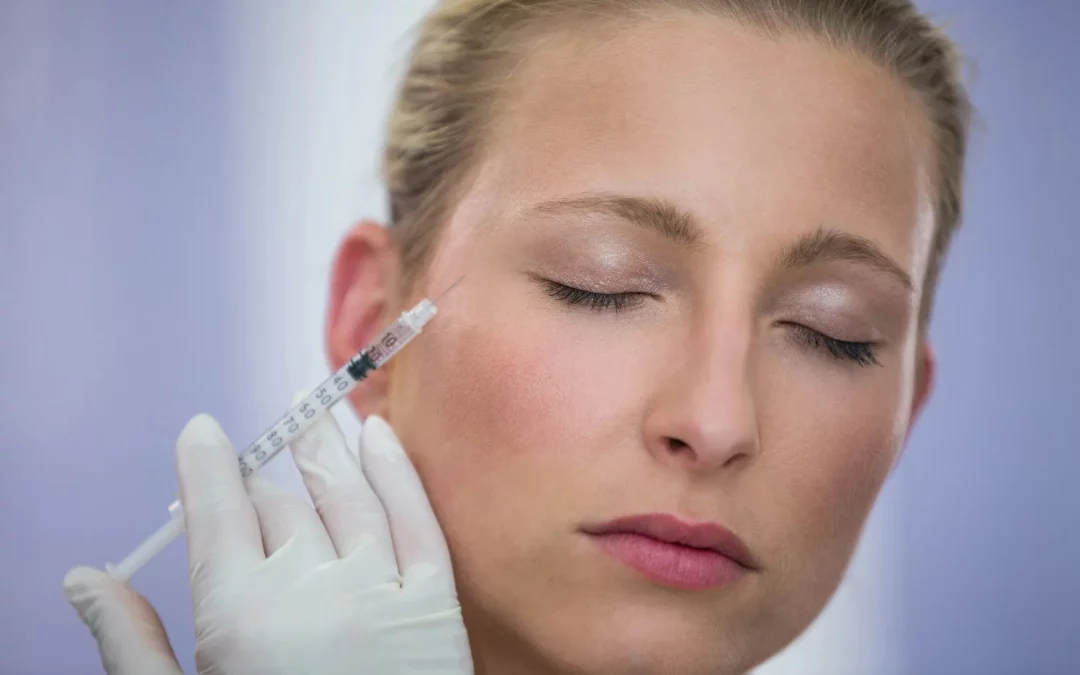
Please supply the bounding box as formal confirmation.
[361,301,437,369]
[105,297,442,580]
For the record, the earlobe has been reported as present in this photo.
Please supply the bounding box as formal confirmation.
[892,339,935,472]
[906,338,936,441]
[325,220,402,419]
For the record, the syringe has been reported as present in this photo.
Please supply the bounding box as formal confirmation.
[106,279,461,581]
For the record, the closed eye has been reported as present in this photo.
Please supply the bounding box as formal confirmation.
[788,324,881,367]
[542,279,881,366]
[542,280,649,313]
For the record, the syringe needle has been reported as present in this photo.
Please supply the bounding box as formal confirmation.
[433,274,465,303]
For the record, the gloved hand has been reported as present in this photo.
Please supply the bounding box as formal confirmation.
[63,404,474,675]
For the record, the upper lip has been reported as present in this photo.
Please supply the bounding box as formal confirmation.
[584,513,758,570]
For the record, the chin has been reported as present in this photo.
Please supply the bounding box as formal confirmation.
[538,631,756,675]
[514,593,773,675]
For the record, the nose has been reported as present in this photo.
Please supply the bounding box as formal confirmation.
[643,322,761,474]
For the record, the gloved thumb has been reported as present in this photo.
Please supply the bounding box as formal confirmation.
[63,566,184,675]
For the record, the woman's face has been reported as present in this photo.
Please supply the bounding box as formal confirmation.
[337,15,937,675]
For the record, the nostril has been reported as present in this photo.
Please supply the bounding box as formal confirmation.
[666,437,690,453]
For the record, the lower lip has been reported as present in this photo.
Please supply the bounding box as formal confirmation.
[588,532,747,590]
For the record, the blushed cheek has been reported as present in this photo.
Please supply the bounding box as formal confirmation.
[390,306,578,512]
[741,393,901,638]
[390,308,636,616]
[445,322,565,447]
[783,390,904,570]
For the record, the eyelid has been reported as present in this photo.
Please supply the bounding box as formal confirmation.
[540,267,669,295]
[767,282,902,343]
[531,271,662,296]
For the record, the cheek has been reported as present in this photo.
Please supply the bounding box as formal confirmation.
[758,367,906,572]
[735,370,906,641]
[435,321,567,463]
[387,295,641,544]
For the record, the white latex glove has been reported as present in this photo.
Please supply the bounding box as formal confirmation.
[64,407,474,675]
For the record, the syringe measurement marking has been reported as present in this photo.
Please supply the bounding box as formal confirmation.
[233,312,427,478]
[235,367,364,478]
[107,289,455,581]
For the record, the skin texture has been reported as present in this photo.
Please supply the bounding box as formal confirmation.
[327,14,936,675]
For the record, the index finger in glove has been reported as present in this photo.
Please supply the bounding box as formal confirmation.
[289,404,398,580]
[176,415,263,581]
[360,416,456,596]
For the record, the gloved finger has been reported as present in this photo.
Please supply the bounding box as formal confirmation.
[176,414,263,583]
[63,567,184,675]
[289,402,399,578]
[360,416,456,595]
[246,475,337,567]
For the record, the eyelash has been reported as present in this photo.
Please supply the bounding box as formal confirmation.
[543,280,647,313]
[789,324,881,367]
[543,280,880,367]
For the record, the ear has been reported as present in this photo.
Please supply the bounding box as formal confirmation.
[904,337,936,444]
[325,220,402,419]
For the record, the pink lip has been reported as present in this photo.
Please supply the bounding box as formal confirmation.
[583,513,756,591]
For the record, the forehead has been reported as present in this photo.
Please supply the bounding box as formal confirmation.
[462,13,935,271]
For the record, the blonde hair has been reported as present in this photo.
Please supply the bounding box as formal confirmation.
[384,0,971,322]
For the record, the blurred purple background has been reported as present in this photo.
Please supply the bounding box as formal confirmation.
[2,1,1077,673]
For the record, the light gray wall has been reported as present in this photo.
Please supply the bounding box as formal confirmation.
[1,2,244,673]
[896,2,1080,673]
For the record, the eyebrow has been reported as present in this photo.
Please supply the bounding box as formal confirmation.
[528,194,912,290]
[529,193,704,248]
[779,228,914,291]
